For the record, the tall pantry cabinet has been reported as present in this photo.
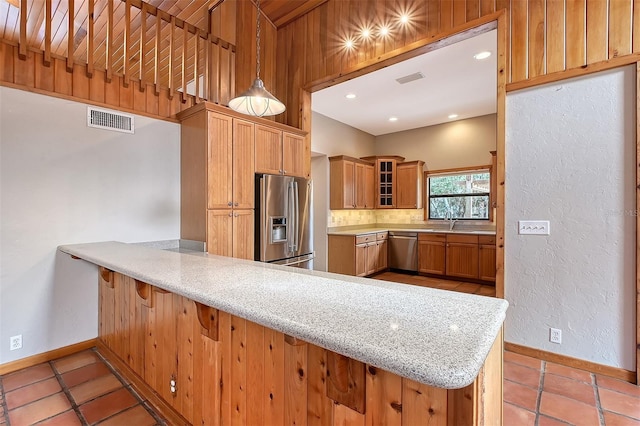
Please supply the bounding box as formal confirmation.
[178,102,308,259]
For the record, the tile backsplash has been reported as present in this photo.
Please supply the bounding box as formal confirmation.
[328,209,425,227]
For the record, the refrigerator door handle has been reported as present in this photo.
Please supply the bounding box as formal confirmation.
[287,181,295,254]
[293,181,300,252]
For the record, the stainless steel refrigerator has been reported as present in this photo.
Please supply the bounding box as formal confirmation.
[255,174,314,269]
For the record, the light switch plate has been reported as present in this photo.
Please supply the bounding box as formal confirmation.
[518,220,550,235]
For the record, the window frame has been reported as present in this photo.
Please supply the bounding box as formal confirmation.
[423,165,494,222]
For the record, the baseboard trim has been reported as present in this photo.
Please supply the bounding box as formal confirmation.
[96,341,189,426]
[505,342,636,384]
[0,339,97,375]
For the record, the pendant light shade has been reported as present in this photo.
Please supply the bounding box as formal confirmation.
[228,78,286,117]
[229,0,285,117]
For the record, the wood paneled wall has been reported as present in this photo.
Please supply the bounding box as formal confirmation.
[98,267,504,426]
[274,0,640,129]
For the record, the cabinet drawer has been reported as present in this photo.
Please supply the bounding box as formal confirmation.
[418,233,446,242]
[479,235,496,245]
[355,234,376,245]
[376,232,388,241]
[447,234,479,244]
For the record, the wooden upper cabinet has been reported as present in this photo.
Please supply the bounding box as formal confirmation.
[397,160,425,209]
[282,132,306,177]
[232,119,255,209]
[361,156,405,209]
[329,156,375,209]
[255,127,307,178]
[255,125,282,175]
[206,112,233,210]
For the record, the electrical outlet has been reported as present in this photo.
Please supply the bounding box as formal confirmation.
[10,335,22,351]
[518,220,550,235]
[549,328,562,344]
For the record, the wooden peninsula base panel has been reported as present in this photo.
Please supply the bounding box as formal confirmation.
[97,267,503,425]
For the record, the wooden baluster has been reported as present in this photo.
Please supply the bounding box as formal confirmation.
[105,0,113,82]
[194,32,200,103]
[67,0,74,72]
[123,0,130,87]
[138,2,146,92]
[86,0,94,77]
[19,0,27,60]
[181,25,187,103]
[204,34,210,101]
[44,0,52,66]
[168,16,175,100]
[211,40,219,103]
[154,11,160,95]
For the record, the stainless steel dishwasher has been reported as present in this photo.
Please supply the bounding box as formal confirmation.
[388,231,418,272]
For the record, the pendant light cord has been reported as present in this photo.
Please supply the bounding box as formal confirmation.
[256,0,261,80]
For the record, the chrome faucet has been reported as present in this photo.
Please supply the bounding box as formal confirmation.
[445,211,457,230]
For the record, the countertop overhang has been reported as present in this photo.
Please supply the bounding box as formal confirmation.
[58,241,507,389]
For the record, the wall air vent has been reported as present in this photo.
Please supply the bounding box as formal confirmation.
[395,72,425,85]
[87,107,135,134]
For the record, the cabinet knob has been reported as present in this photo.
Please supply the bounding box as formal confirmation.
[228,213,233,217]
[234,202,239,207]
[234,213,239,217]
[228,201,233,207]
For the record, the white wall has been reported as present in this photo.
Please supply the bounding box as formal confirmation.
[505,66,636,370]
[375,114,496,169]
[0,87,180,364]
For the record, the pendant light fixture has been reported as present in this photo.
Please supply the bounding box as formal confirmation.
[228,0,286,117]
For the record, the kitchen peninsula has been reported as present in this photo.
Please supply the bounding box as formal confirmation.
[59,241,507,425]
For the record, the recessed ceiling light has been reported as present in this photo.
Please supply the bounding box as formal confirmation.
[400,14,410,24]
[379,26,390,37]
[448,114,458,119]
[345,93,356,99]
[344,39,355,50]
[474,51,492,60]
[389,117,398,122]
[361,28,371,39]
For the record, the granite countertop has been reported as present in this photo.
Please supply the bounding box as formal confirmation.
[58,241,507,389]
[327,227,497,236]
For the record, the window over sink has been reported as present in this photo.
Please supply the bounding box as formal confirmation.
[427,168,491,220]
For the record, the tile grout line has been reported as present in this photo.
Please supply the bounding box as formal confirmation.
[0,376,11,426]
[533,360,546,426]
[49,360,91,426]
[592,373,607,426]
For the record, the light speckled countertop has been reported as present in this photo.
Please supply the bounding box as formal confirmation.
[58,241,507,389]
[328,227,497,236]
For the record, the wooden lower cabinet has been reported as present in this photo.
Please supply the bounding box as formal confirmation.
[97,268,503,426]
[479,236,497,282]
[446,234,480,280]
[329,232,388,277]
[206,209,254,260]
[418,233,447,275]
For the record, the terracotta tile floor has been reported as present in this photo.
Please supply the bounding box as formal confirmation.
[1,273,638,426]
[374,270,497,296]
[0,349,165,425]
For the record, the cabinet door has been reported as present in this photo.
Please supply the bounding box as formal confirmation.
[376,159,397,208]
[355,163,366,208]
[418,241,446,275]
[366,243,377,275]
[255,125,282,175]
[207,112,233,209]
[207,209,233,256]
[282,132,305,177]
[376,240,388,271]
[479,244,496,282]
[343,161,356,208]
[233,119,255,209]
[355,243,367,276]
[397,165,418,208]
[446,243,479,279]
[364,164,375,209]
[232,210,254,260]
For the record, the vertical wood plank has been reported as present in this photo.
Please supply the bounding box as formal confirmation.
[194,35,200,103]
[511,0,528,81]
[14,49,34,87]
[19,0,26,59]
[636,61,640,387]
[205,35,210,101]
[161,293,178,403]
[285,340,308,426]
[176,296,195,423]
[528,0,545,78]
[466,0,480,22]
[0,43,15,83]
[138,2,146,91]
[133,80,146,111]
[635,0,640,52]
[71,63,89,100]
[89,69,105,102]
[264,328,285,425]
[154,12,160,95]
[496,0,511,82]
[219,310,232,426]
[586,0,608,63]
[441,0,453,31]
[67,0,74,71]
[44,0,52,66]
[123,0,130,87]
[145,87,159,115]
[480,0,495,16]
[54,57,72,95]
[608,0,632,58]
[119,78,133,109]
[230,315,247,425]
[35,52,55,91]
[546,0,565,73]
[333,404,365,426]
[401,379,447,426]
[447,384,475,426]
[169,16,175,98]
[106,0,113,82]
[86,0,94,77]
[365,366,402,426]
[200,331,222,425]
[182,26,188,103]
[246,321,265,425]
[427,0,441,37]
[566,0,586,68]
[307,345,332,426]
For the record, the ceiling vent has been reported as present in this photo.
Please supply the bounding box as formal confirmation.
[87,107,135,134]
[395,72,425,84]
